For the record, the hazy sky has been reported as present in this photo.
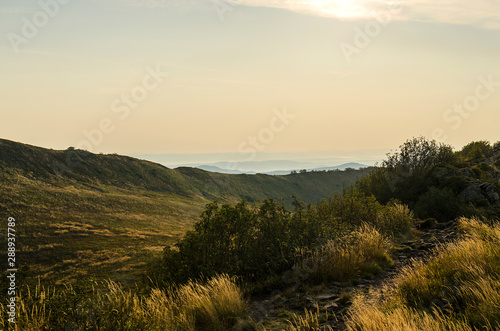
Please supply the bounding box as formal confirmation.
[1,0,499,159]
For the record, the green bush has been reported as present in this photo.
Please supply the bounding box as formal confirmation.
[355,137,455,206]
[159,199,313,283]
[460,141,493,161]
[413,187,460,222]
[157,193,413,285]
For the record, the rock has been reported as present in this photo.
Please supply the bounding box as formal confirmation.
[316,294,337,301]
[323,302,338,310]
[480,183,500,203]
[459,182,500,204]
[458,183,485,203]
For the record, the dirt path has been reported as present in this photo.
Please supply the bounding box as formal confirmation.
[248,220,459,330]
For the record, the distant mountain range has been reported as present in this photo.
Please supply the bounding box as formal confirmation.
[194,162,368,175]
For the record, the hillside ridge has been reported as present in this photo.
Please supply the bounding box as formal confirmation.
[0,138,372,203]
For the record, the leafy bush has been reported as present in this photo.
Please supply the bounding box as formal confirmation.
[356,137,455,206]
[355,137,500,222]
[156,193,413,285]
[460,141,493,161]
[159,199,311,283]
[413,187,460,221]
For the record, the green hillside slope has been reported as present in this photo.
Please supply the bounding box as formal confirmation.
[0,138,371,285]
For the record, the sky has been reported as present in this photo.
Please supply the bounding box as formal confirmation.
[1,0,499,165]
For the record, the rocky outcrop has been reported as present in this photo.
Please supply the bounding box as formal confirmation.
[481,183,500,203]
[458,182,499,204]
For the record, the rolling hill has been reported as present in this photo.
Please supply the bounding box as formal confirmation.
[0,138,372,285]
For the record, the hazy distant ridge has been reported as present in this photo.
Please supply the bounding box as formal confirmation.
[195,162,368,175]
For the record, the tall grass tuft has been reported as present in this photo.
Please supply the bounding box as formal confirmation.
[296,224,393,283]
[347,296,474,331]
[346,217,500,330]
[284,306,334,331]
[0,274,251,330]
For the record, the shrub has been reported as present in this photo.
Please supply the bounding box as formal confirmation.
[375,202,414,240]
[159,199,311,283]
[460,141,493,161]
[383,137,455,175]
[355,137,455,206]
[413,187,460,222]
[158,193,409,285]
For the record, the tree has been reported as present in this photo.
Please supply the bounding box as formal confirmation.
[356,137,455,206]
[460,141,493,161]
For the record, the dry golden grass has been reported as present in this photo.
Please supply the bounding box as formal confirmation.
[0,274,250,330]
[347,298,473,331]
[346,217,500,331]
[296,223,393,283]
[283,305,334,331]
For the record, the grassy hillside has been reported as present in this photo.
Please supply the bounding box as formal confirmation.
[0,138,370,286]
[0,138,371,203]
[1,137,500,330]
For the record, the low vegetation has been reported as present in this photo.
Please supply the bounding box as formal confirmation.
[154,193,412,286]
[1,136,499,330]
[346,217,500,331]
[0,274,251,330]
[356,137,500,221]
[296,223,394,283]
[0,138,370,287]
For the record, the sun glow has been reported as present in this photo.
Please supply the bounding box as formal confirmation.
[312,0,371,19]
[267,0,384,19]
